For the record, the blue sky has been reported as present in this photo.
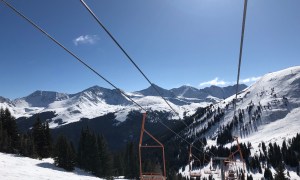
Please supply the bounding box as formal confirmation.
[0,0,299,99]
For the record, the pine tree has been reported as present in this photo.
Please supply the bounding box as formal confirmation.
[124,142,139,179]
[281,140,287,162]
[0,108,19,153]
[247,174,253,180]
[0,130,9,152]
[26,134,37,158]
[241,171,245,180]
[113,152,125,176]
[43,122,52,157]
[264,167,273,180]
[19,134,28,156]
[77,127,101,176]
[32,116,52,158]
[0,119,3,150]
[274,162,287,180]
[97,134,113,178]
[54,135,76,171]
[32,116,45,158]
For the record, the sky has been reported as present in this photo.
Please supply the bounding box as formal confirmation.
[0,0,299,99]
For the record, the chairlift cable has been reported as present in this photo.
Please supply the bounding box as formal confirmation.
[0,0,145,110]
[1,0,214,158]
[80,0,215,157]
[79,0,190,128]
[234,0,248,117]
[80,0,215,159]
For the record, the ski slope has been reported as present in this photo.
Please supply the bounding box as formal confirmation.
[193,66,300,148]
[0,153,127,180]
[182,66,300,179]
[224,66,300,148]
[0,153,101,180]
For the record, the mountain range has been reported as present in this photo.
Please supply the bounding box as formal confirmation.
[0,84,247,128]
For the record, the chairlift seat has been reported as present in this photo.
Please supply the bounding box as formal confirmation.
[204,170,211,174]
[141,174,166,180]
[190,172,201,177]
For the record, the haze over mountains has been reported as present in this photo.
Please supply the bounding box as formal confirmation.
[0,84,247,128]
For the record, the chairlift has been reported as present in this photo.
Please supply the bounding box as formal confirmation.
[224,136,245,180]
[139,113,167,180]
[188,145,204,178]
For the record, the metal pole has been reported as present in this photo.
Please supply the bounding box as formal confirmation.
[139,113,147,179]
[221,160,225,180]
[162,146,166,179]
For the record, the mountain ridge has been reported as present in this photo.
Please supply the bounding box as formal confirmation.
[0,83,247,128]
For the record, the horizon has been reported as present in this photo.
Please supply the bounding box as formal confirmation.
[1,0,299,99]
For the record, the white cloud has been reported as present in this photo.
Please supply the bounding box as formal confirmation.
[199,77,229,87]
[240,76,261,83]
[199,76,261,87]
[73,35,100,46]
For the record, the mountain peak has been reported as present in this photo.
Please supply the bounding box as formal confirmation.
[178,85,197,89]
[0,96,10,103]
[75,85,131,106]
[136,84,175,97]
[201,84,247,99]
[13,90,69,108]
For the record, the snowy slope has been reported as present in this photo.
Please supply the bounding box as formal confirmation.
[0,153,128,180]
[182,66,300,179]
[190,66,300,143]
[0,153,102,180]
[223,66,300,146]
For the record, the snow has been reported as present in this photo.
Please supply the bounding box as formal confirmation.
[1,85,220,128]
[180,66,300,179]
[200,66,300,145]
[0,153,128,180]
[226,66,300,146]
[239,106,300,149]
[0,153,101,180]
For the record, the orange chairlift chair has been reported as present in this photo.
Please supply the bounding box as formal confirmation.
[224,136,245,180]
[188,144,205,178]
[139,113,167,180]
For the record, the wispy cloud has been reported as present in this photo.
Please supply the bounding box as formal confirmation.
[199,77,229,87]
[199,76,261,87]
[73,35,100,46]
[240,76,261,83]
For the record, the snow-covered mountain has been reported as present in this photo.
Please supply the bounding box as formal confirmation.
[202,84,248,99]
[0,96,11,103]
[185,66,300,156]
[223,66,299,145]
[137,84,248,100]
[136,84,176,97]
[0,83,247,128]
[171,85,208,99]
[14,91,69,108]
[176,66,300,179]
